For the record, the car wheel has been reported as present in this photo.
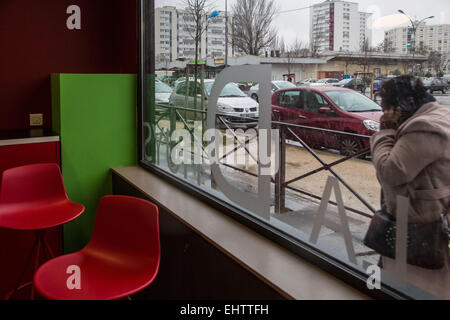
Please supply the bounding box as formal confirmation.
[442,88,446,94]
[430,90,434,94]
[340,137,364,158]
[251,94,259,103]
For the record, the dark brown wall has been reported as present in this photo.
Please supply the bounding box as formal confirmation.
[112,173,286,300]
[0,0,137,131]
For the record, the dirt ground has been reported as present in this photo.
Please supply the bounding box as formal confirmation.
[155,120,381,216]
[283,143,381,216]
[217,134,381,217]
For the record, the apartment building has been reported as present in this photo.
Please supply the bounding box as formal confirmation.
[385,23,450,73]
[205,13,233,59]
[155,6,178,63]
[155,6,233,62]
[310,0,372,53]
[385,23,450,54]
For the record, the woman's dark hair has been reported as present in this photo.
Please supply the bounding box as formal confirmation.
[380,75,428,113]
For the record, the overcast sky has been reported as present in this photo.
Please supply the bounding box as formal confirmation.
[156,0,450,47]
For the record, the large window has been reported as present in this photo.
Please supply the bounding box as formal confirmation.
[139,0,450,299]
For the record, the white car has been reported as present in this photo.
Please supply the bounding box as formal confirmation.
[309,78,340,86]
[248,80,296,102]
[155,80,173,104]
[296,78,318,86]
[169,79,259,129]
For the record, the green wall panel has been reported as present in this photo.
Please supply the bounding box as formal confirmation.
[52,74,137,252]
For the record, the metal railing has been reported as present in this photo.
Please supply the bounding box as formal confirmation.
[149,103,377,219]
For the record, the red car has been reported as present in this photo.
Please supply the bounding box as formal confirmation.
[272,86,383,157]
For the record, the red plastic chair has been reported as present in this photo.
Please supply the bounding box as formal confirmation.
[33,195,160,300]
[0,163,85,299]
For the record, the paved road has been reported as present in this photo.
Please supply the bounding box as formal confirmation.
[435,93,450,106]
[372,92,449,106]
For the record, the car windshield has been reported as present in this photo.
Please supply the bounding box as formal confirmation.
[274,81,296,89]
[204,82,247,98]
[155,81,173,93]
[338,79,352,85]
[324,90,382,112]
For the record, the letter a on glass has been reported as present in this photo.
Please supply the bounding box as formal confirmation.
[66,265,81,290]
[66,5,81,30]
[310,176,357,264]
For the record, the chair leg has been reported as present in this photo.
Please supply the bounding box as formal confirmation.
[5,230,52,300]
[5,233,40,300]
[30,232,42,300]
[42,234,55,259]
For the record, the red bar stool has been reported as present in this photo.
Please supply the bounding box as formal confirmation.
[0,164,85,300]
[33,196,160,300]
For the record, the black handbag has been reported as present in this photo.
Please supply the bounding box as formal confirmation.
[364,209,449,270]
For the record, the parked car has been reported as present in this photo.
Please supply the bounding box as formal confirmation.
[169,79,259,129]
[296,78,318,86]
[248,80,296,102]
[272,86,382,157]
[333,78,365,93]
[173,76,201,89]
[423,78,447,94]
[372,78,387,101]
[309,78,340,86]
[155,80,173,104]
[440,78,449,86]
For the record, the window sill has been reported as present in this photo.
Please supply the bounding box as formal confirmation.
[112,165,369,300]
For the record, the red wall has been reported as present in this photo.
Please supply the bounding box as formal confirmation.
[0,0,137,131]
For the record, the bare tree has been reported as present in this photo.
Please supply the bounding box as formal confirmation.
[290,37,310,57]
[360,38,375,73]
[284,45,294,80]
[415,41,429,56]
[427,51,447,77]
[283,38,310,81]
[279,36,286,56]
[376,39,394,53]
[231,0,278,56]
[180,0,215,110]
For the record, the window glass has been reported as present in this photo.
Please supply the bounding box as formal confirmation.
[278,91,301,108]
[155,81,173,93]
[302,91,322,112]
[176,82,186,95]
[325,91,382,112]
[204,82,247,97]
[142,0,450,300]
[274,81,296,89]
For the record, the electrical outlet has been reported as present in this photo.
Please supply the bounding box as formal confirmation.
[30,114,43,127]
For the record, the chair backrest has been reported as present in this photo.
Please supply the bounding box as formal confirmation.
[0,163,68,204]
[86,196,160,264]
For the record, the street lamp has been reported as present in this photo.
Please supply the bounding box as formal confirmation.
[398,10,434,75]
[398,10,434,59]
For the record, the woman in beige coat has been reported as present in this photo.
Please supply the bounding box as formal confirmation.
[371,75,450,299]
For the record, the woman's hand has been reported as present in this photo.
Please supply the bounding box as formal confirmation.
[380,108,402,130]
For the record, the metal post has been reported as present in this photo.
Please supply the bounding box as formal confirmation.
[370,72,374,100]
[225,0,228,67]
[398,11,434,75]
[275,126,286,214]
[411,24,417,74]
